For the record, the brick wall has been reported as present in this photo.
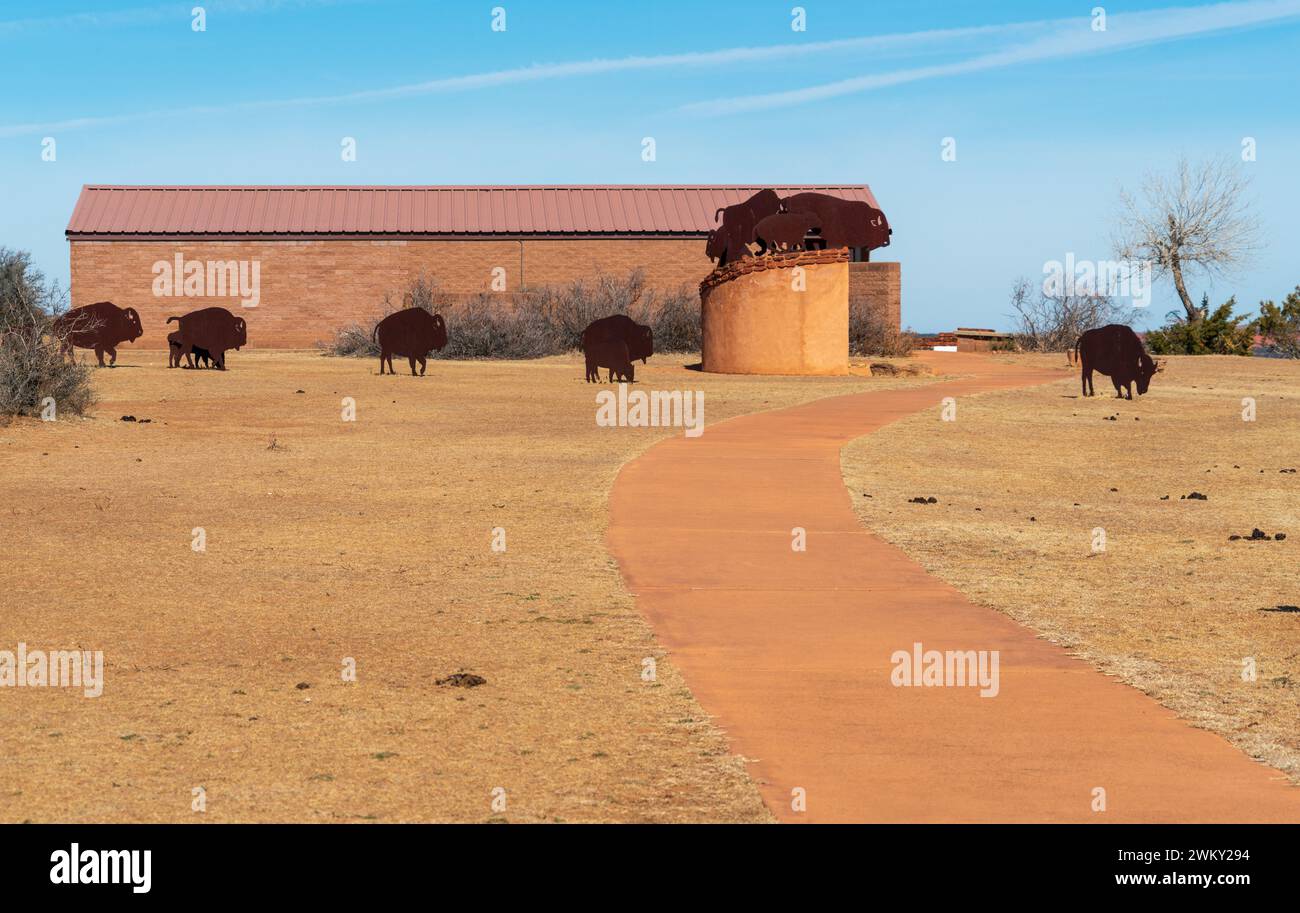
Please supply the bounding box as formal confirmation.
[848,261,901,332]
[69,237,712,348]
[70,237,902,348]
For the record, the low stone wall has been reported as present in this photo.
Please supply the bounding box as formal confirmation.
[700,250,849,375]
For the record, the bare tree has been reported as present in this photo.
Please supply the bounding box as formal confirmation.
[1114,156,1260,323]
[1007,276,1132,353]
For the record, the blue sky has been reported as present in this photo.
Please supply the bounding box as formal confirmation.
[2,0,1298,331]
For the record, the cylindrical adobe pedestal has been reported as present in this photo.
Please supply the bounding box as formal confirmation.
[700,249,850,375]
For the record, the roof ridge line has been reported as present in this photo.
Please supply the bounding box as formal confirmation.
[79,183,873,190]
[66,185,885,235]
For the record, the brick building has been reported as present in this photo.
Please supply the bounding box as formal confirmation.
[954,327,1014,352]
[67,184,900,348]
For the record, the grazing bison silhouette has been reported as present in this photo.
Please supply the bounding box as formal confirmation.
[753,212,821,255]
[1076,324,1161,399]
[166,307,247,370]
[582,314,653,381]
[779,192,892,252]
[167,331,213,369]
[707,189,783,267]
[373,307,448,376]
[52,301,142,367]
[584,338,635,383]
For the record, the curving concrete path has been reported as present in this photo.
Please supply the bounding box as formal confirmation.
[607,353,1300,822]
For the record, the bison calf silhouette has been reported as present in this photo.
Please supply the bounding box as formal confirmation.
[52,301,142,367]
[373,307,448,375]
[582,315,652,383]
[166,306,247,370]
[167,331,213,368]
[584,338,635,383]
[753,212,821,255]
[1076,324,1160,399]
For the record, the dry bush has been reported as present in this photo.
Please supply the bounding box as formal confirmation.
[542,271,702,353]
[643,284,703,353]
[533,271,651,346]
[321,270,701,359]
[439,292,558,359]
[0,328,95,420]
[850,299,916,357]
[0,248,94,419]
[1007,277,1133,352]
[319,320,379,358]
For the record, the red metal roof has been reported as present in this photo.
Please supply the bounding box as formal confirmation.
[66,185,882,239]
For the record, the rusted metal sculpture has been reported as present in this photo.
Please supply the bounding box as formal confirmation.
[1075,324,1161,398]
[754,212,821,255]
[581,315,651,382]
[778,192,891,252]
[373,307,448,376]
[584,338,636,383]
[706,189,892,266]
[706,189,782,267]
[52,300,143,367]
[167,307,247,370]
[581,314,653,368]
[167,330,213,368]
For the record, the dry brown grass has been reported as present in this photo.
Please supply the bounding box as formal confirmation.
[0,349,932,823]
[843,353,1300,781]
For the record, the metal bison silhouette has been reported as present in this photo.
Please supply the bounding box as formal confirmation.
[754,211,821,255]
[706,189,783,268]
[167,331,213,369]
[582,315,653,383]
[706,189,893,265]
[52,300,142,367]
[1076,324,1162,399]
[373,307,448,375]
[584,338,636,384]
[166,307,247,370]
[778,192,891,252]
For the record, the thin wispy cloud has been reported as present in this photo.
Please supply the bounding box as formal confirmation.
[0,0,373,37]
[0,19,1048,138]
[682,0,1300,115]
[2,1,1295,137]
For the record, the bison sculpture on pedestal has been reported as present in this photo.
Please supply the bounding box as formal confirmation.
[706,189,893,266]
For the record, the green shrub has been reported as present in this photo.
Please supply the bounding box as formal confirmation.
[1254,286,1300,358]
[1145,294,1255,356]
